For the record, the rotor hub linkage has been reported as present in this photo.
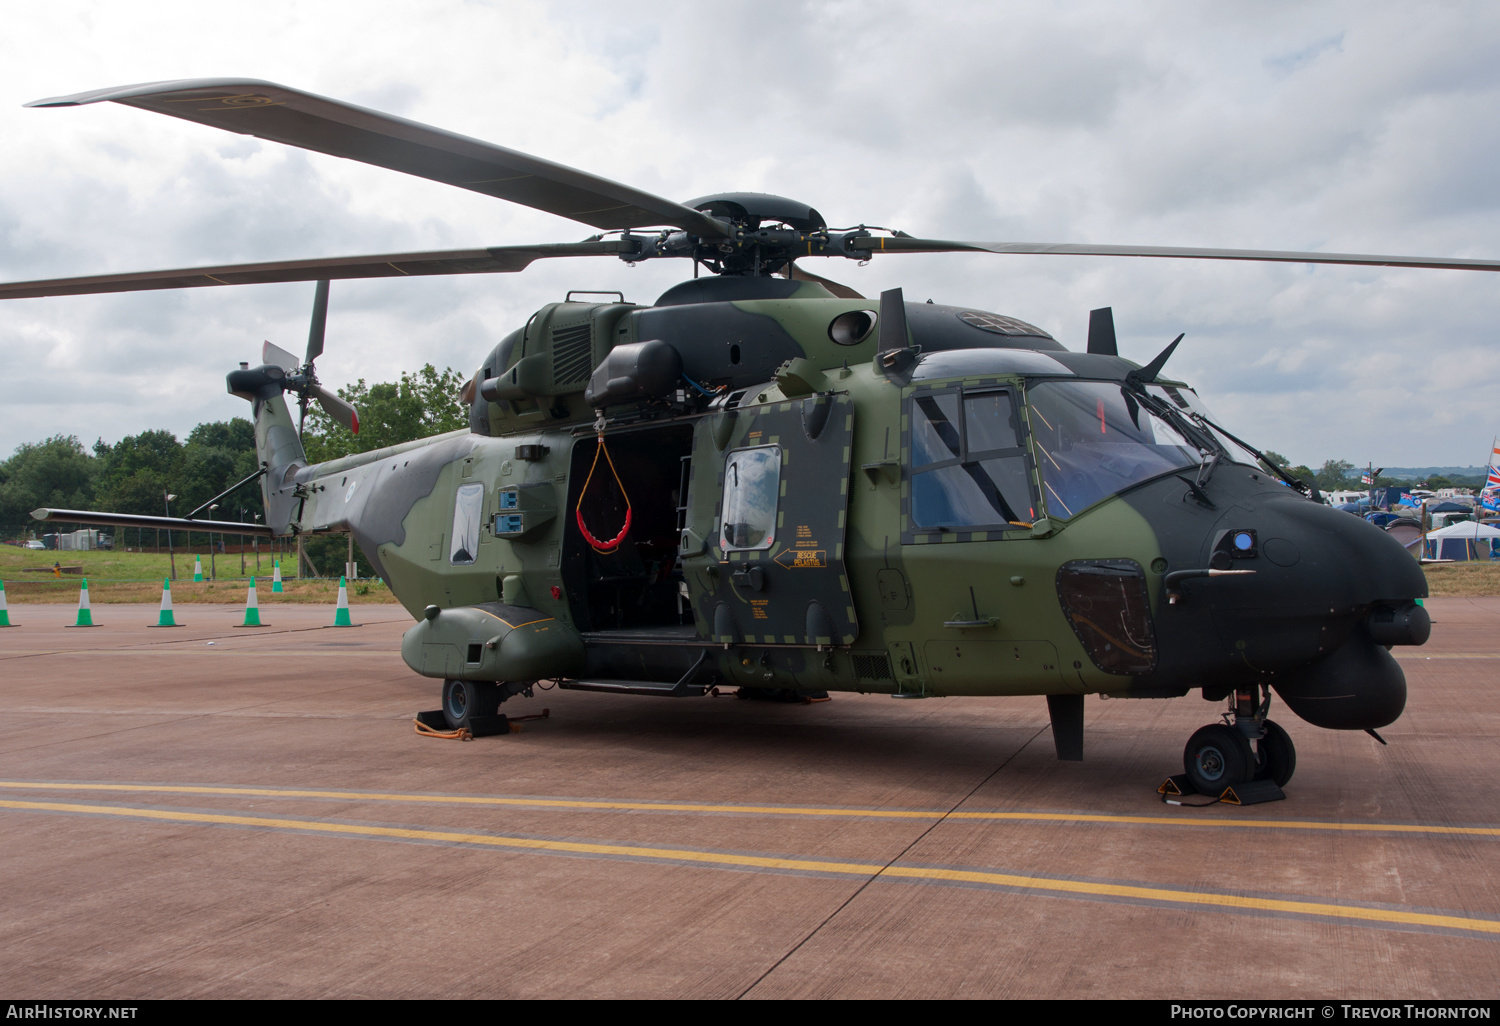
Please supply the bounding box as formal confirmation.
[618,226,881,276]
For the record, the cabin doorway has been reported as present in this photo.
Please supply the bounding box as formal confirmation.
[561,423,694,632]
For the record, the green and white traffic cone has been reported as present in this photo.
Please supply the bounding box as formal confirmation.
[272,559,283,593]
[152,578,179,627]
[333,575,354,627]
[70,578,95,627]
[0,579,12,627]
[237,577,263,627]
[193,556,204,582]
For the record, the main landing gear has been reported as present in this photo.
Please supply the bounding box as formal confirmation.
[441,679,536,729]
[1183,685,1297,795]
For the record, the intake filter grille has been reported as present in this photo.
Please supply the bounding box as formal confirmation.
[550,323,594,387]
[852,653,893,680]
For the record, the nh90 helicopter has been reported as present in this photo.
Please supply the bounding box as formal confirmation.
[11,80,1493,796]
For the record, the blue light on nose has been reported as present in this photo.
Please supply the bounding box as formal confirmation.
[1233,532,1254,551]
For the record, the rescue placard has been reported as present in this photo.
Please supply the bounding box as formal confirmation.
[776,548,827,568]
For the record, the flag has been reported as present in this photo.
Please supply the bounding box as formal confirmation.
[1360,474,1373,485]
[1399,492,1416,507]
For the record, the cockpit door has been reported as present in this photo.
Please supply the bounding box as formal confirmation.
[684,394,858,647]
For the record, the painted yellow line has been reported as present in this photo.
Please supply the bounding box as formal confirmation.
[0,782,1496,839]
[1,796,1496,937]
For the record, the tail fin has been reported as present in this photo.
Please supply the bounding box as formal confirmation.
[227,365,307,535]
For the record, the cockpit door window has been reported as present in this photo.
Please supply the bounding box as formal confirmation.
[905,386,1036,541]
[720,445,782,551]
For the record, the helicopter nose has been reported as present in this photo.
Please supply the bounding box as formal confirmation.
[1196,491,1427,730]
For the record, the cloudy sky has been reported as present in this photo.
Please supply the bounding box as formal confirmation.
[1,1,1498,469]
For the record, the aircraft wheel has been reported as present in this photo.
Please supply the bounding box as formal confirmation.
[442,678,501,729]
[1254,719,1297,787]
[1183,724,1254,794]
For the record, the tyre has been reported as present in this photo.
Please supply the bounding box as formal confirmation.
[441,678,501,729]
[1254,719,1297,787]
[1183,724,1254,794]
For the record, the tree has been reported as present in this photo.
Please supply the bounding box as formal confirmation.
[93,430,183,516]
[0,435,96,529]
[180,419,263,526]
[302,364,469,463]
[1316,459,1356,490]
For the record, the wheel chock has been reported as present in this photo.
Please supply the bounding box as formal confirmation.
[1218,780,1286,805]
[1158,774,1194,797]
[466,714,511,738]
[415,710,447,730]
[1160,773,1286,806]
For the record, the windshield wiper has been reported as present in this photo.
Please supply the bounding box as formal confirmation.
[1196,449,1221,490]
[1125,384,1220,454]
[1190,412,1321,502]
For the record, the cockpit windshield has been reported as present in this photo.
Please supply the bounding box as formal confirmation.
[1028,380,1202,520]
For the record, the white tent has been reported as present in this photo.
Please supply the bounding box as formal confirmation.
[1424,521,1500,562]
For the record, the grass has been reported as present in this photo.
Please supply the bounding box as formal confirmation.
[1418,561,1500,596]
[7,543,1494,602]
[0,547,395,603]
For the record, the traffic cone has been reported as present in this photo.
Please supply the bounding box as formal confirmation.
[0,579,12,627]
[193,556,204,582]
[69,578,95,627]
[333,575,354,627]
[151,578,179,627]
[237,577,264,627]
[272,559,283,593]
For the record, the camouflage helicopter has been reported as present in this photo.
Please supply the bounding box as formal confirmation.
[11,79,1493,796]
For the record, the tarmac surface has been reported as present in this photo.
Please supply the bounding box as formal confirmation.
[0,596,1496,999]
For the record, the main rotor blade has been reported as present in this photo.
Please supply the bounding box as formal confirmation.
[0,240,630,300]
[28,80,729,238]
[305,279,329,366]
[849,237,1500,273]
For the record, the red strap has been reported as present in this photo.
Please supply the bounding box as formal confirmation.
[575,436,632,553]
[576,506,632,553]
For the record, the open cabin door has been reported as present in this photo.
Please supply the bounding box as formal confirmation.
[684,394,858,647]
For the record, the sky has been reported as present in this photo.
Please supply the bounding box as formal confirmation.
[1,1,1498,468]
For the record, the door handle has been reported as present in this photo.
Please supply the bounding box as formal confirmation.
[731,565,766,591]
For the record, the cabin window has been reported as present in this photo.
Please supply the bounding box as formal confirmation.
[720,446,781,551]
[1028,381,1199,520]
[450,483,485,565]
[908,388,1035,533]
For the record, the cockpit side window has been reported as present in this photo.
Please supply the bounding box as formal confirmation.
[904,385,1036,541]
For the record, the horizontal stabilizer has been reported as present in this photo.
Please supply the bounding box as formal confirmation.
[32,508,275,536]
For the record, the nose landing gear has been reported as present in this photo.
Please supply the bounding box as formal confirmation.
[1181,685,1296,795]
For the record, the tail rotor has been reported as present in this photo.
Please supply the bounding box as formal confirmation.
[262,280,360,438]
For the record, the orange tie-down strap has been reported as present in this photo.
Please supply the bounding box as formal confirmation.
[576,435,632,553]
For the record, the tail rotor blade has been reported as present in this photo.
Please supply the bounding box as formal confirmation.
[312,384,360,434]
[305,279,329,366]
[262,340,301,372]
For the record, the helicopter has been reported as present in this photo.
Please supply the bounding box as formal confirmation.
[10,79,1494,797]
